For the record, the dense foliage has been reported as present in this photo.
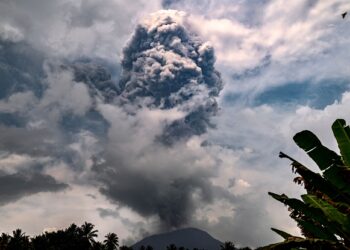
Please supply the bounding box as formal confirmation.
[0,222,120,250]
[259,119,350,249]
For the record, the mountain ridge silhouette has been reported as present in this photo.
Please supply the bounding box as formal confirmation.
[132,227,223,250]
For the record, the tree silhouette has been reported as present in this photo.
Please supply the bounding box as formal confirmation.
[220,241,236,250]
[80,222,98,247]
[31,234,50,250]
[0,223,126,250]
[0,233,10,249]
[104,232,119,250]
[91,241,104,250]
[7,229,30,250]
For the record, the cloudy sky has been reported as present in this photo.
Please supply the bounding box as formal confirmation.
[0,0,350,247]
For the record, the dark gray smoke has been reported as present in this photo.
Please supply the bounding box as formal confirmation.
[117,10,222,143]
[0,9,229,233]
[94,10,231,231]
[100,169,214,228]
[69,61,120,103]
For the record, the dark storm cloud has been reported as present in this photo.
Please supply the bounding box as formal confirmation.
[0,171,68,205]
[117,10,222,143]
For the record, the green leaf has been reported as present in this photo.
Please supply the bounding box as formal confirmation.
[269,192,346,238]
[323,165,350,196]
[301,194,350,233]
[295,219,338,241]
[293,130,321,151]
[280,152,346,202]
[270,228,293,240]
[293,131,342,171]
[332,119,350,167]
[280,152,350,205]
[262,119,350,249]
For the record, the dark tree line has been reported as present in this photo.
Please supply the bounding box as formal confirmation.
[0,222,119,250]
[0,222,252,250]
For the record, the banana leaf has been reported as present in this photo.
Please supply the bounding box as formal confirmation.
[293,131,342,170]
[279,152,350,203]
[323,165,350,196]
[332,119,350,167]
[270,228,293,240]
[269,192,346,238]
[295,219,338,241]
[301,194,350,234]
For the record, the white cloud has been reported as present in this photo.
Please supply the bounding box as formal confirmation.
[185,0,350,98]
[38,69,92,119]
[0,0,162,60]
[0,23,24,42]
[0,184,141,242]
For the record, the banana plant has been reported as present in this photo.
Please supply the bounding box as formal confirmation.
[259,119,350,250]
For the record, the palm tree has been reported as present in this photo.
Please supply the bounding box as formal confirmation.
[80,222,98,247]
[104,232,119,250]
[0,233,10,249]
[8,229,30,250]
[66,223,79,235]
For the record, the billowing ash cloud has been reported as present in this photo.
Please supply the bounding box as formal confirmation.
[117,10,223,144]
[0,9,228,237]
[100,168,215,228]
[93,10,231,231]
[69,61,120,103]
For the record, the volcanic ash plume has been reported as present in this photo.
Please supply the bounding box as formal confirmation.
[117,10,223,144]
[94,10,229,231]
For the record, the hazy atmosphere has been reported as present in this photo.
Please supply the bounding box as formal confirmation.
[0,0,350,248]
